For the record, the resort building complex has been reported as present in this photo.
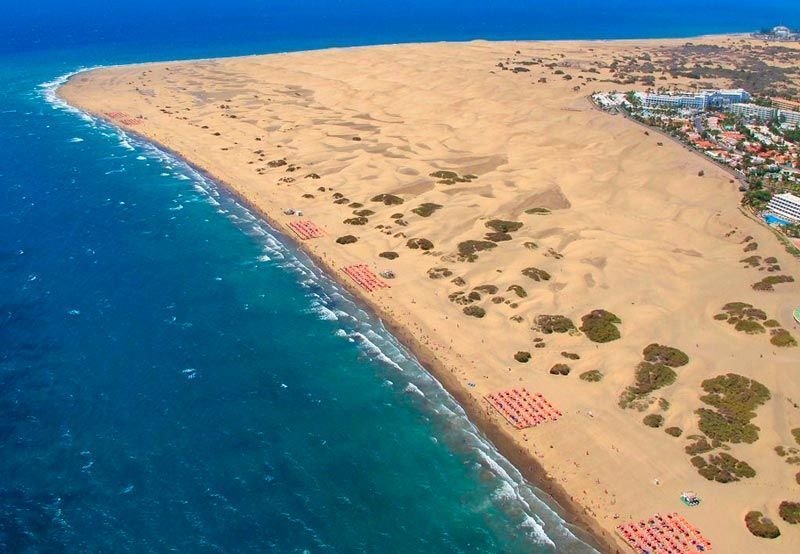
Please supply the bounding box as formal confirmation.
[629,89,800,128]
[781,109,800,128]
[635,89,750,111]
[767,192,800,223]
[729,103,777,122]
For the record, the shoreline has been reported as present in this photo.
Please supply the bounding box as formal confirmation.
[62,102,614,552]
[56,37,800,554]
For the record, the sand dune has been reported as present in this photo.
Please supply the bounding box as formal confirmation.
[61,36,800,553]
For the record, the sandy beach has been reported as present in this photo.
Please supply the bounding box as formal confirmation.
[60,36,800,552]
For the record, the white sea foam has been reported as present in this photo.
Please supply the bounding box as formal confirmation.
[311,304,338,321]
[349,332,405,372]
[521,515,556,547]
[69,137,84,143]
[404,383,424,397]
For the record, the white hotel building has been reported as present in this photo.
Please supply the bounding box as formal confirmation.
[728,103,800,128]
[767,192,800,224]
[729,103,777,121]
[780,109,800,128]
[636,89,750,112]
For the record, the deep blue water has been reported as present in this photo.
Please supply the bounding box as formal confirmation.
[2,1,800,552]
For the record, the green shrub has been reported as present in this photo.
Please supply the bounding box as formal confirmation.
[743,308,768,320]
[561,352,580,360]
[696,408,760,444]
[752,275,795,291]
[580,309,621,343]
[371,193,404,205]
[735,319,765,334]
[525,207,551,215]
[642,343,689,367]
[411,203,442,217]
[632,362,677,395]
[643,414,664,428]
[429,170,477,184]
[764,319,781,328]
[507,284,527,298]
[485,220,523,233]
[515,351,531,363]
[343,216,368,225]
[695,452,756,483]
[426,267,452,279]
[700,373,771,417]
[579,370,603,382]
[463,306,485,318]
[685,437,713,455]
[695,374,769,444]
[406,238,434,251]
[740,255,762,267]
[665,426,682,437]
[523,241,538,250]
[485,232,513,242]
[380,251,399,260]
[779,501,800,524]
[745,511,780,538]
[474,284,498,294]
[534,314,576,334]
[549,363,571,376]
[448,291,480,305]
[430,170,459,180]
[521,267,551,281]
[722,302,752,311]
[690,455,706,468]
[390,213,404,219]
[336,235,358,245]
[771,329,798,347]
[457,240,496,261]
[713,313,728,320]
[792,428,800,446]
[353,209,375,217]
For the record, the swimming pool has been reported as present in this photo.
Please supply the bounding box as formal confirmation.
[764,213,792,226]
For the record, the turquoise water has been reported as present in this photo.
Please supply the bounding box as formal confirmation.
[3,1,800,552]
[765,213,792,226]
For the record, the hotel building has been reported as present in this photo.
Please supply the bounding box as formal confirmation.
[729,103,778,121]
[779,109,800,128]
[767,192,800,223]
[636,89,750,112]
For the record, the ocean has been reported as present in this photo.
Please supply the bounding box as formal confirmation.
[2,1,799,552]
